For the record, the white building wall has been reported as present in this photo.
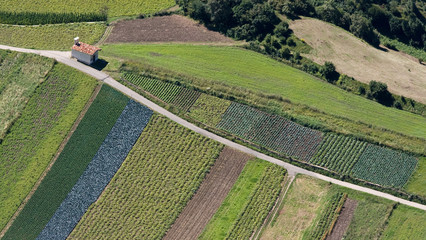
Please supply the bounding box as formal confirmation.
[71,49,92,65]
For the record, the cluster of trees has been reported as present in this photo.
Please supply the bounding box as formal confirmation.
[0,11,107,25]
[276,0,425,49]
[177,0,279,40]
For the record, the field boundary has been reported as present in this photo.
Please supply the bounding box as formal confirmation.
[0,84,101,238]
[95,25,114,46]
[251,175,295,240]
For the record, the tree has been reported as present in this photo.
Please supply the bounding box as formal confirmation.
[320,61,338,82]
[350,13,380,46]
[369,80,393,106]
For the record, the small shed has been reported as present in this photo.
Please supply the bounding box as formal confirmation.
[71,37,101,65]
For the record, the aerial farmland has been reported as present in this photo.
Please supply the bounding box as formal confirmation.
[0,0,425,239]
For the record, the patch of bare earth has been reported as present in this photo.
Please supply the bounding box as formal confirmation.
[326,198,358,240]
[106,15,234,44]
[162,147,251,240]
[290,18,426,104]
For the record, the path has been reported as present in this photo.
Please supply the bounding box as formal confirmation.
[0,44,424,211]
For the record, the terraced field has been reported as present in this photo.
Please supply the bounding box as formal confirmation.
[68,115,223,239]
[2,85,128,240]
[0,63,97,233]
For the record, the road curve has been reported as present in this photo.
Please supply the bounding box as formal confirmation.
[1,44,425,211]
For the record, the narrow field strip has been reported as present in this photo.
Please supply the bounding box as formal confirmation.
[226,165,286,240]
[217,102,323,161]
[2,85,129,240]
[37,100,152,240]
[310,134,367,175]
[326,198,358,240]
[352,144,418,188]
[0,63,96,232]
[188,93,231,126]
[172,87,201,111]
[68,115,223,239]
[163,147,251,240]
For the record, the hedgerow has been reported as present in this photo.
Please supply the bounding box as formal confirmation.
[2,85,129,240]
[37,100,152,240]
[68,115,223,239]
[0,11,106,25]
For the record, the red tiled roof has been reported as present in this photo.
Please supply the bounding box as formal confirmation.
[72,42,101,55]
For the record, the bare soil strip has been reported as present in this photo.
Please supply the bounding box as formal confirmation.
[106,15,234,43]
[163,147,251,240]
[326,198,358,240]
[0,84,101,238]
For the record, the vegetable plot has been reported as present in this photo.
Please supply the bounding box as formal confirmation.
[352,144,417,187]
[217,102,323,161]
[310,134,367,175]
[68,115,223,239]
[2,85,128,240]
[37,100,152,240]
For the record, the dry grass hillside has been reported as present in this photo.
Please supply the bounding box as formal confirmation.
[290,18,426,104]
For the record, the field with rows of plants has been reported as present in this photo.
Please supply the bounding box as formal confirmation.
[310,134,367,175]
[2,85,128,240]
[306,192,346,240]
[352,144,418,188]
[217,102,323,161]
[188,93,231,126]
[0,23,106,50]
[0,0,174,18]
[37,100,152,240]
[226,165,285,240]
[0,63,97,233]
[68,115,223,239]
[0,51,53,139]
[172,88,202,111]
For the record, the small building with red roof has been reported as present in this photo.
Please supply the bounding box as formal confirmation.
[71,37,101,65]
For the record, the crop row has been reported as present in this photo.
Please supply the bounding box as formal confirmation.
[0,63,96,232]
[2,85,129,240]
[308,192,346,240]
[310,134,367,175]
[37,100,152,240]
[0,11,106,25]
[123,73,201,110]
[352,144,417,188]
[188,93,232,126]
[217,102,323,161]
[226,165,285,240]
[68,115,223,239]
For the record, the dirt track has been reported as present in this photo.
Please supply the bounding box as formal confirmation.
[327,198,358,240]
[106,15,234,43]
[163,147,251,240]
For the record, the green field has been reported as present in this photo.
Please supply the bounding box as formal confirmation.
[68,115,223,239]
[188,93,231,126]
[200,159,274,240]
[0,51,53,139]
[0,0,174,17]
[381,205,426,240]
[0,63,97,232]
[2,85,127,240]
[0,23,106,50]
[404,157,426,197]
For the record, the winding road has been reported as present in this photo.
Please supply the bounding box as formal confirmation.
[1,44,425,211]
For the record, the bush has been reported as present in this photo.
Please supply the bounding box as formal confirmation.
[279,47,291,59]
[320,61,338,82]
[369,80,393,106]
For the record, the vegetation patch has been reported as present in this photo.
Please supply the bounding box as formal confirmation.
[172,88,201,111]
[2,85,128,240]
[0,0,174,18]
[404,157,426,197]
[188,93,231,126]
[217,102,323,161]
[68,115,223,239]
[352,144,417,188]
[226,165,285,240]
[0,23,106,50]
[37,100,152,240]
[0,11,106,25]
[0,63,96,232]
[0,51,53,139]
[163,147,251,240]
[381,204,426,240]
[199,159,270,240]
[310,134,367,175]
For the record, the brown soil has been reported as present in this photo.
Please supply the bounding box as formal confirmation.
[163,147,251,240]
[106,15,234,44]
[326,198,358,240]
[290,18,426,103]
